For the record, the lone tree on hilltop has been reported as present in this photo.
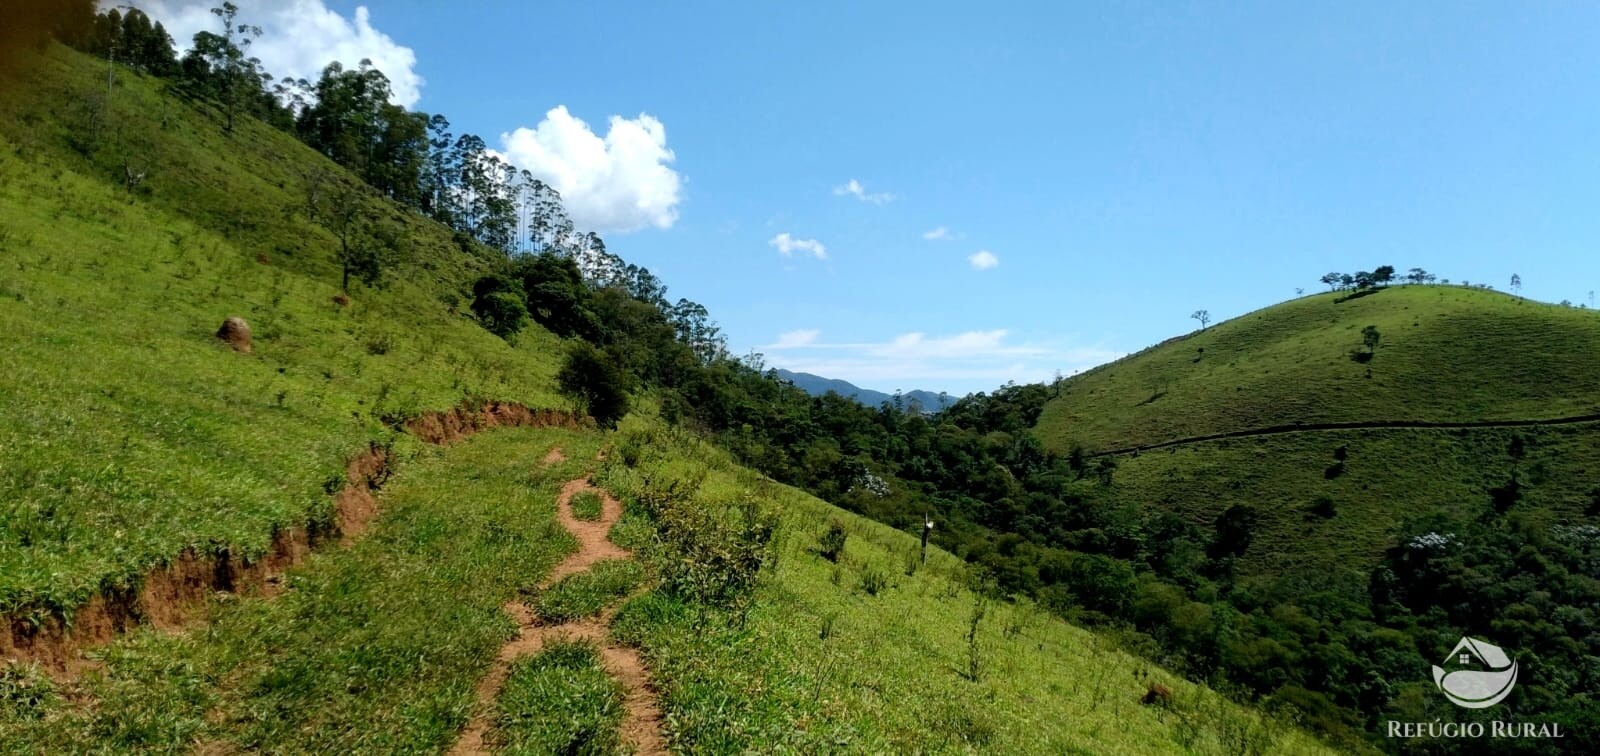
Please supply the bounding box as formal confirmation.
[1405,267,1434,285]
[1191,309,1211,330]
[1510,273,1522,294]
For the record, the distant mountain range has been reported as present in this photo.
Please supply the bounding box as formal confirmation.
[772,369,957,411]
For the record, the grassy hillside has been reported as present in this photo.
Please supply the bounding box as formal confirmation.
[1031,285,1600,583]
[0,43,1341,753]
[592,415,1336,754]
[1105,424,1599,587]
[1023,285,1600,749]
[0,421,1336,754]
[1036,286,1600,453]
[0,45,565,617]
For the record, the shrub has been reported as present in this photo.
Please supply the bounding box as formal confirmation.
[964,594,988,682]
[636,477,776,615]
[859,565,889,596]
[471,288,528,340]
[818,519,848,562]
[557,342,629,428]
[363,330,395,356]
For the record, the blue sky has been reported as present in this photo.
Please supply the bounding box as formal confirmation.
[139,1,1600,395]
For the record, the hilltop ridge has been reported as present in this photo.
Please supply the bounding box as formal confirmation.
[1036,285,1600,453]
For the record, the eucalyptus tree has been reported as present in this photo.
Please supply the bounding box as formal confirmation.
[182,2,265,133]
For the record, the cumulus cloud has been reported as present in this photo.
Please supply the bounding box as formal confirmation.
[498,106,682,233]
[968,250,999,270]
[129,0,424,107]
[922,226,951,241]
[769,233,827,260]
[833,179,894,205]
[761,328,1120,389]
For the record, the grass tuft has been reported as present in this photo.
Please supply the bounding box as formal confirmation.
[568,490,604,522]
[492,641,624,756]
[531,559,645,624]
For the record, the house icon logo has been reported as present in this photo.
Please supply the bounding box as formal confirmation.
[1432,637,1517,709]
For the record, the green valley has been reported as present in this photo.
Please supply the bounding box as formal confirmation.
[4,4,1597,755]
[0,11,1336,756]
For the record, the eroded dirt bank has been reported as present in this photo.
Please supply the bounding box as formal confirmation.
[2,402,587,676]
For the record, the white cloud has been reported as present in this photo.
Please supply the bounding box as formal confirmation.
[769,233,827,260]
[761,328,1121,390]
[833,179,894,205]
[130,0,424,107]
[771,329,820,348]
[498,106,682,233]
[968,250,999,270]
[922,226,951,240]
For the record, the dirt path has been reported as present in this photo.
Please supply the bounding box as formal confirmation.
[449,463,665,755]
[1088,412,1600,458]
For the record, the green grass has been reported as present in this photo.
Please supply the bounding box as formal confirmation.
[569,489,605,522]
[1101,424,1600,594]
[532,559,646,624]
[0,43,1346,753]
[0,427,600,752]
[0,45,567,615]
[1027,285,1600,602]
[598,414,1342,755]
[491,641,625,756]
[1036,286,1600,453]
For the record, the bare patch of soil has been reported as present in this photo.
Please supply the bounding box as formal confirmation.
[405,403,588,445]
[542,447,567,466]
[545,479,628,584]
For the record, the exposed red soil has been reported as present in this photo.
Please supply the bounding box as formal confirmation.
[406,403,587,445]
[2,402,587,678]
[541,447,567,465]
[545,479,629,584]
[450,479,665,756]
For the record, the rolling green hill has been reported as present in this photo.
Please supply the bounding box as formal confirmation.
[1025,284,1600,747]
[0,42,1334,753]
[1036,287,1600,454]
[1032,286,1600,582]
